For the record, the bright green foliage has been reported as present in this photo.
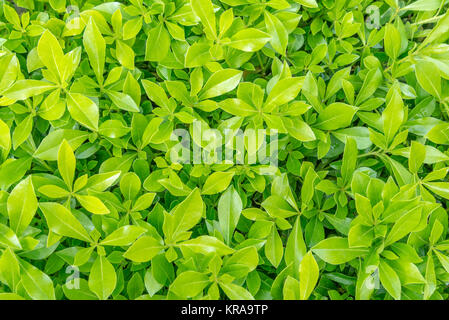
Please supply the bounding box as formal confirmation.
[0,0,449,301]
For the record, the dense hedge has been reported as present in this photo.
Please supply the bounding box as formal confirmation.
[1,0,449,300]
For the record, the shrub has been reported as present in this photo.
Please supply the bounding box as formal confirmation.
[0,0,449,300]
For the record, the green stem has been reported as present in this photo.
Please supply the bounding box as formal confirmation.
[412,14,444,26]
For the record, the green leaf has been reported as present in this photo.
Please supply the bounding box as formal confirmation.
[83,171,121,192]
[163,188,204,241]
[0,293,25,300]
[0,248,20,290]
[221,246,259,278]
[83,18,106,84]
[191,0,217,40]
[170,271,210,298]
[202,171,235,195]
[4,80,56,100]
[283,276,300,300]
[341,137,357,184]
[2,0,449,302]
[185,43,212,68]
[88,255,117,300]
[218,186,242,244]
[0,158,32,190]
[12,114,33,150]
[145,23,170,62]
[179,236,234,256]
[424,182,449,200]
[379,260,401,300]
[219,98,258,117]
[264,77,304,112]
[100,225,146,246]
[75,194,110,214]
[2,4,20,29]
[285,216,307,273]
[299,251,319,300]
[434,250,449,273]
[123,236,164,262]
[106,90,140,112]
[384,24,401,60]
[34,129,89,161]
[20,260,56,300]
[415,60,441,100]
[421,11,449,47]
[141,80,169,109]
[116,40,135,70]
[403,0,442,11]
[0,223,22,250]
[384,206,422,246]
[199,69,243,100]
[265,225,284,268]
[219,281,255,300]
[315,103,357,130]
[409,141,426,173]
[426,122,449,145]
[7,176,37,236]
[0,119,11,153]
[264,11,288,55]
[283,117,316,142]
[50,0,66,11]
[355,68,382,106]
[296,0,318,8]
[39,202,93,242]
[229,29,271,52]
[37,30,65,82]
[120,172,141,200]
[312,237,368,264]
[67,93,99,131]
[262,195,297,219]
[58,140,76,189]
[63,278,97,300]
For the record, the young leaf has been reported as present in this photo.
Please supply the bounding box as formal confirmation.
[88,255,117,300]
[58,140,76,189]
[37,30,65,82]
[191,0,217,40]
[67,93,99,131]
[218,186,242,244]
[7,176,37,236]
[39,202,93,242]
[299,251,319,300]
[83,18,105,84]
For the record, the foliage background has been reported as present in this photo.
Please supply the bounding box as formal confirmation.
[1,0,449,300]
